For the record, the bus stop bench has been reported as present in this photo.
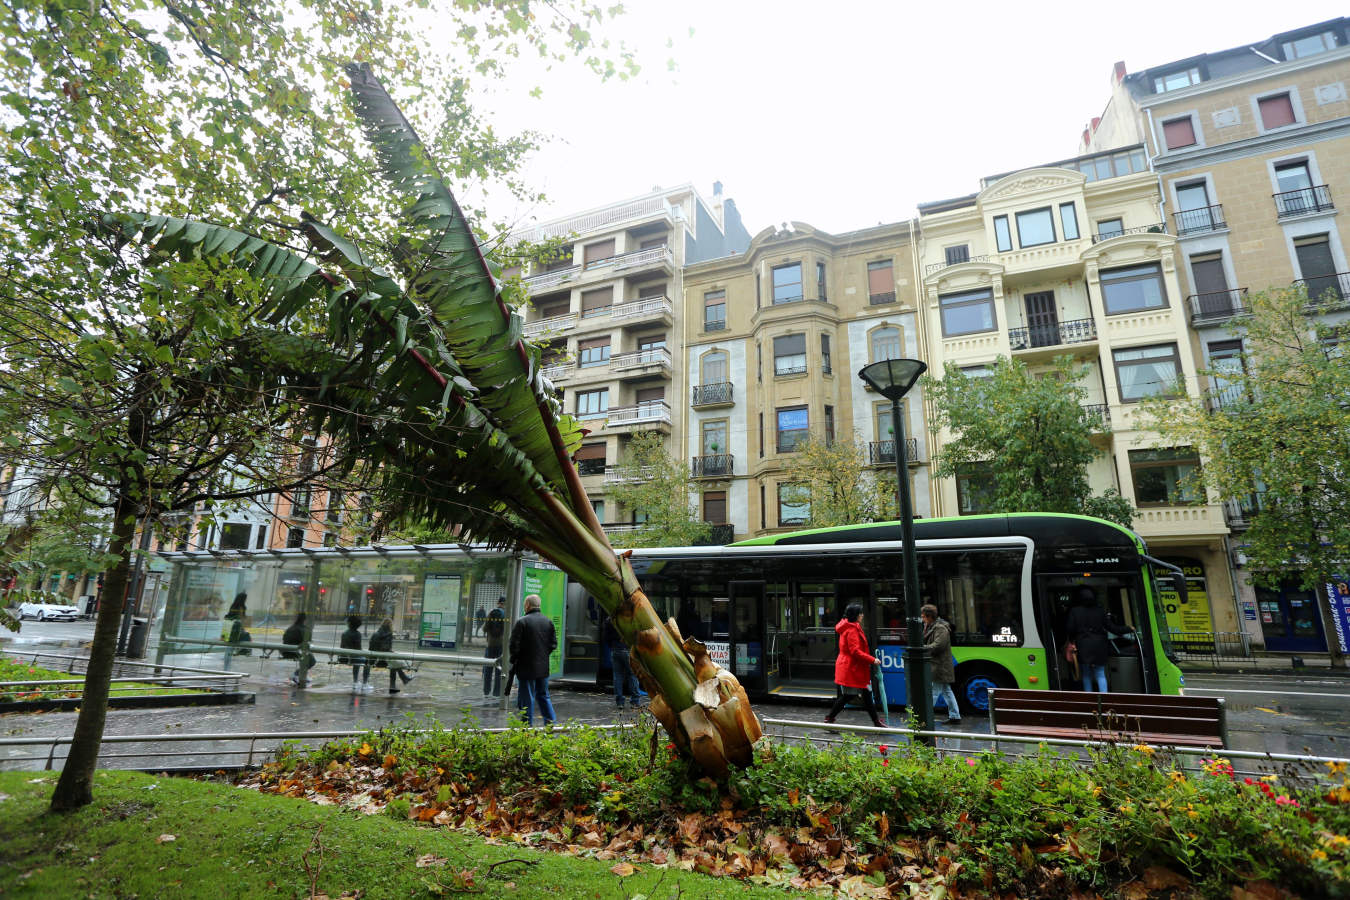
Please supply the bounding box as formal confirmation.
[988,689,1227,749]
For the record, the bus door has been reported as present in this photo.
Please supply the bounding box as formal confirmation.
[728,581,768,695]
[1036,573,1152,693]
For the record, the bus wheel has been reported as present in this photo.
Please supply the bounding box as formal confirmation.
[956,665,1012,716]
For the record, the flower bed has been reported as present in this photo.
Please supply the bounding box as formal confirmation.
[242,721,1350,898]
[0,657,202,702]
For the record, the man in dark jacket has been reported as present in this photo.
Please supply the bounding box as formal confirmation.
[509,593,557,725]
[1065,588,1129,693]
[482,597,506,697]
[922,604,961,724]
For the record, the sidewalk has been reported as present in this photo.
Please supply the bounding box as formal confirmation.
[1177,652,1349,676]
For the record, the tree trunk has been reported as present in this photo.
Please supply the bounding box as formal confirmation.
[49,487,137,812]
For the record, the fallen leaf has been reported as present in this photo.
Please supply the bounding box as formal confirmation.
[415,854,447,868]
[156,834,176,844]
[1143,866,1189,890]
[610,862,637,877]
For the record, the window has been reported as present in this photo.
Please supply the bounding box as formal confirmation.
[583,239,616,266]
[758,413,764,458]
[956,462,996,515]
[591,499,605,522]
[960,364,994,378]
[639,236,667,250]
[1275,160,1313,197]
[1113,344,1182,401]
[772,263,803,304]
[577,388,608,419]
[325,490,342,524]
[703,289,726,331]
[575,442,606,476]
[291,488,310,517]
[824,405,835,445]
[1283,31,1337,59]
[867,260,895,304]
[638,334,666,360]
[939,288,996,336]
[816,262,827,301]
[581,286,613,318]
[701,350,728,384]
[777,483,809,526]
[702,420,728,455]
[820,334,832,374]
[635,386,665,409]
[1130,448,1203,505]
[540,247,574,272]
[945,244,970,266]
[776,406,808,453]
[323,532,337,548]
[1258,93,1296,130]
[1153,67,1200,93]
[702,491,727,525]
[870,325,902,361]
[1096,218,1124,240]
[219,523,253,550]
[578,337,610,368]
[286,527,305,549]
[773,334,807,376]
[919,549,1025,646]
[1162,116,1197,150]
[535,295,569,319]
[1294,234,1342,302]
[1077,149,1148,183]
[1059,203,1079,240]
[993,216,1012,252]
[637,283,666,301]
[1100,263,1167,314]
[1015,207,1055,247]
[1174,181,1221,234]
[1207,339,1246,409]
[875,403,893,441]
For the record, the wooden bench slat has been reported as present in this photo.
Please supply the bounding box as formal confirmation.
[989,688,1227,749]
[994,724,1224,748]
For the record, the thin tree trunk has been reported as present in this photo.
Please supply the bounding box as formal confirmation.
[49,486,137,812]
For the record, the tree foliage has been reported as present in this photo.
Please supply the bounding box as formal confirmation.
[604,432,710,548]
[1142,286,1350,664]
[926,356,1134,527]
[780,434,896,528]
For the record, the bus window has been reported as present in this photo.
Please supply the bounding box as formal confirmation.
[919,549,1024,646]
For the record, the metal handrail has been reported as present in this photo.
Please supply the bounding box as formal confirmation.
[1273,184,1333,218]
[1173,204,1226,235]
[1090,222,1167,243]
[161,634,494,668]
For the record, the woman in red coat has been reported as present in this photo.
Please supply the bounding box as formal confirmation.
[824,602,885,727]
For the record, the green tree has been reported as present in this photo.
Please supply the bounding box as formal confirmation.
[1142,286,1350,667]
[113,67,764,784]
[780,433,896,527]
[605,432,710,548]
[926,356,1134,527]
[0,0,637,811]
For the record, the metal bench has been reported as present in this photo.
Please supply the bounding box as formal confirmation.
[989,688,1228,749]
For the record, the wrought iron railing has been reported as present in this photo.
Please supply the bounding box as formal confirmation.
[1294,271,1350,305]
[603,465,653,484]
[868,291,896,305]
[690,454,734,478]
[1273,185,1334,218]
[704,319,727,332]
[866,438,919,465]
[1222,493,1267,528]
[1187,287,1250,324]
[1166,630,1251,661]
[1082,404,1110,428]
[774,362,808,376]
[693,524,735,546]
[1090,222,1167,243]
[1008,317,1097,350]
[1173,204,1226,236]
[691,382,733,406]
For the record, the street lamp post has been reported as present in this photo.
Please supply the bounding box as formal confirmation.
[858,358,934,741]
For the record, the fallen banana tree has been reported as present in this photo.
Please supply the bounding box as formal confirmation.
[107,62,760,776]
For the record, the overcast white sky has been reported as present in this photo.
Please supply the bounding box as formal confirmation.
[479,1,1348,237]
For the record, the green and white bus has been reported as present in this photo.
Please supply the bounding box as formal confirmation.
[618,513,1186,713]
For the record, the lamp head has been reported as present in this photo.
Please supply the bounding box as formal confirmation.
[858,358,928,400]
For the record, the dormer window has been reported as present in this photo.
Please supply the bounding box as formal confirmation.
[1283,30,1338,60]
[1153,67,1201,93]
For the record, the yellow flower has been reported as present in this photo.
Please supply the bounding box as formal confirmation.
[1326,834,1350,849]
[1092,785,1103,797]
[1169,771,1187,784]
[1118,803,1134,814]
[1312,849,1328,861]
[1327,761,1347,775]
[1133,744,1156,756]
[1262,774,1278,783]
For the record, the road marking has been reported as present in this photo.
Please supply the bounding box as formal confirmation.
[1187,688,1348,699]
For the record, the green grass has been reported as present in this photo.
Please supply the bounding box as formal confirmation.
[0,771,810,899]
[0,659,205,702]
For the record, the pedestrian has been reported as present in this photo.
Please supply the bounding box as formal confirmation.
[340,614,370,692]
[824,602,885,728]
[603,614,641,709]
[370,617,414,693]
[921,604,961,724]
[1064,587,1124,693]
[223,593,252,655]
[509,593,557,726]
[482,597,506,697]
[281,612,314,685]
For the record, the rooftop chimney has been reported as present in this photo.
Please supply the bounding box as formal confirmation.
[713,180,723,196]
[1113,61,1127,84]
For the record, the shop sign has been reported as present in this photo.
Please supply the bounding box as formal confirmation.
[524,563,567,676]
[1153,556,1213,649]
[1326,579,1350,654]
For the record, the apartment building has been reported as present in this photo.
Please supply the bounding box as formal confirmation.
[514,184,751,538]
[681,221,926,541]
[1081,17,1350,653]
[917,145,1236,638]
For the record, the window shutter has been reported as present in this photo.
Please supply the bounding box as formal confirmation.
[578,337,610,351]
[867,260,894,295]
[574,443,606,462]
[1162,117,1196,149]
[581,287,613,314]
[636,386,665,403]
[1259,94,1295,129]
[584,239,616,265]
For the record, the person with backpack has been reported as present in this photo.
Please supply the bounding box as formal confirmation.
[482,597,506,697]
[340,615,369,692]
[281,612,315,686]
[370,617,414,693]
[1065,587,1128,693]
[223,593,252,656]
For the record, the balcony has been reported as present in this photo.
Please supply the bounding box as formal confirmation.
[704,318,727,332]
[611,346,672,374]
[512,197,672,244]
[604,401,671,429]
[1173,205,1226,236]
[540,362,572,383]
[1222,494,1267,529]
[1273,185,1334,219]
[693,523,736,546]
[1187,288,1250,325]
[524,266,581,292]
[603,465,653,485]
[601,522,641,536]
[1207,383,1247,411]
[691,382,733,408]
[584,245,674,277]
[691,454,734,478]
[523,312,578,338]
[925,255,989,276]
[1091,222,1167,244]
[1008,317,1097,351]
[1294,271,1350,305]
[1081,404,1111,430]
[866,438,919,466]
[611,295,673,328]
[868,291,897,306]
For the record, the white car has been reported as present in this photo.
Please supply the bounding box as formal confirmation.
[18,601,80,622]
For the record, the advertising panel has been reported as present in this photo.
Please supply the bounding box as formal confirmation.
[1154,556,1214,651]
[419,574,462,648]
[524,564,567,676]
[1326,579,1350,655]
